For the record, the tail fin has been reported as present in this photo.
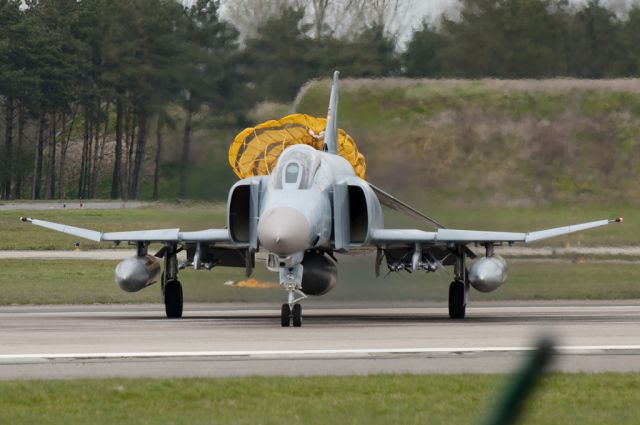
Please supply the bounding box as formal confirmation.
[323,71,339,154]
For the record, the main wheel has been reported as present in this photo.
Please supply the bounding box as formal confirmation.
[292,304,302,327]
[448,280,466,319]
[281,304,291,327]
[164,280,183,318]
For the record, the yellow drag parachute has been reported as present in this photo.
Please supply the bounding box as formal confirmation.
[229,114,366,179]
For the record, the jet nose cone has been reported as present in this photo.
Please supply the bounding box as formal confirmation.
[258,207,310,255]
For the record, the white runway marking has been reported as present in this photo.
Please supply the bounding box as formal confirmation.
[2,345,640,362]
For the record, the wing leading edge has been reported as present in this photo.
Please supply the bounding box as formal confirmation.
[20,217,231,244]
[373,218,622,245]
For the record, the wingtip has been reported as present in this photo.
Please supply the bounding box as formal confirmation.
[610,217,624,223]
[19,217,31,223]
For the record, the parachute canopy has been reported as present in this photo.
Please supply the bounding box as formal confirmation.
[229,113,366,180]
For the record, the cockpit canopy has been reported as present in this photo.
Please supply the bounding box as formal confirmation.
[271,145,320,190]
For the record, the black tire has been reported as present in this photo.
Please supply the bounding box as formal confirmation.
[281,304,291,327]
[448,280,466,319]
[292,304,302,327]
[164,280,183,318]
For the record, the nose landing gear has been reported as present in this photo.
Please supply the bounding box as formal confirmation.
[279,262,307,327]
[281,286,307,327]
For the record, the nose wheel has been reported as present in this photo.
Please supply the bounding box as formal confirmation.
[281,303,303,327]
[281,304,291,327]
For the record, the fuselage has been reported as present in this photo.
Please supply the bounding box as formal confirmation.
[257,144,354,255]
[237,144,380,258]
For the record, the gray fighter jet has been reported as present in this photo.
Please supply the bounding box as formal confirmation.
[21,72,622,327]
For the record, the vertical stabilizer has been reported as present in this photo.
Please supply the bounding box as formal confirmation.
[323,71,339,154]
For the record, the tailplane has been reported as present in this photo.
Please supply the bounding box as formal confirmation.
[323,71,339,154]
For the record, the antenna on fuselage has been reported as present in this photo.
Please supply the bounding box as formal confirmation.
[323,71,339,155]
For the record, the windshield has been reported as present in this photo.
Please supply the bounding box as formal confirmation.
[285,163,300,184]
[272,145,319,190]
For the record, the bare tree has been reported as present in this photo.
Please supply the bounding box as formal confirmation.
[222,0,410,40]
[308,0,362,37]
[353,0,410,35]
[310,0,330,37]
[222,0,303,40]
[153,118,162,200]
[58,106,78,200]
[44,112,57,199]
[110,98,124,199]
[324,0,411,38]
[2,97,15,200]
[13,104,25,199]
[32,113,46,200]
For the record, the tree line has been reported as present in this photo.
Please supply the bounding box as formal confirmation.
[0,0,638,201]
[404,0,640,79]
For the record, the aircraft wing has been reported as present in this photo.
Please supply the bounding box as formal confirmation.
[20,217,232,244]
[372,218,622,246]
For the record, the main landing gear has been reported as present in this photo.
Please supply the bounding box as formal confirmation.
[162,243,183,319]
[164,279,183,318]
[448,247,469,319]
[448,280,466,319]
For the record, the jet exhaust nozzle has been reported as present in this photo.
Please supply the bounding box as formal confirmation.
[468,255,507,293]
[115,255,161,293]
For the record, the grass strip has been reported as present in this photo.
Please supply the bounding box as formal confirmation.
[0,374,638,425]
[0,259,639,305]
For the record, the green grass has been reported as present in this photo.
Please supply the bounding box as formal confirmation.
[0,374,639,424]
[0,203,634,250]
[383,203,632,247]
[0,260,279,305]
[0,203,227,250]
[1,258,639,305]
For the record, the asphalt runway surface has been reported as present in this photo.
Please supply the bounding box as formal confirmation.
[1,301,639,379]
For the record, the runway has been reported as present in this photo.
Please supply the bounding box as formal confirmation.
[1,301,639,379]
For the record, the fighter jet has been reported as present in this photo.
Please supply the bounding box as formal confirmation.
[21,71,623,327]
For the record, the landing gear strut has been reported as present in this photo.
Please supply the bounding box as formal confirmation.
[448,247,469,319]
[162,243,183,318]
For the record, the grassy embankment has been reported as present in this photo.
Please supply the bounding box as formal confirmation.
[295,78,640,207]
[1,374,639,424]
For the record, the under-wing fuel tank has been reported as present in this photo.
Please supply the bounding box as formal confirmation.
[114,255,161,292]
[468,255,508,293]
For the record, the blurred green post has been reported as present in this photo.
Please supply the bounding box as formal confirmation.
[481,338,554,425]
